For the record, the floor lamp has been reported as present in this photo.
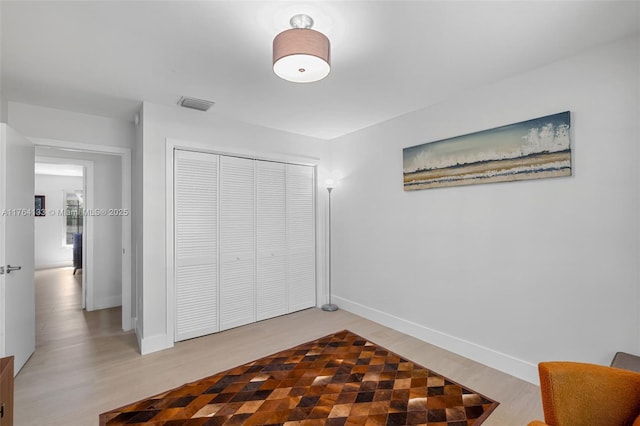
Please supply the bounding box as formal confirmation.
[322,180,338,312]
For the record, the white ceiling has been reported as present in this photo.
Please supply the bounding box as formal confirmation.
[1,1,639,140]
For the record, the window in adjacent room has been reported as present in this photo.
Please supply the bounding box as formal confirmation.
[64,191,83,246]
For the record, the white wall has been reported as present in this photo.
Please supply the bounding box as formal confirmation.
[133,109,144,339]
[0,4,5,123]
[34,174,83,269]
[0,93,7,123]
[8,104,133,313]
[91,152,122,309]
[139,102,330,354]
[8,102,134,149]
[329,36,640,384]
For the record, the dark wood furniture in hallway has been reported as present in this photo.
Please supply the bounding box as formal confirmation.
[0,356,14,426]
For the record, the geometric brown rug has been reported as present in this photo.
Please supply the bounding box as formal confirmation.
[100,330,499,425]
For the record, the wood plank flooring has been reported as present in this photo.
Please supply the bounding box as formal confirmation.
[14,267,543,425]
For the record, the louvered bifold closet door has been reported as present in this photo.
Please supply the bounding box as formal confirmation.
[256,161,287,320]
[287,164,316,312]
[174,150,219,341]
[219,156,256,331]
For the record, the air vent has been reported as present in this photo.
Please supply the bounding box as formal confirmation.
[178,96,215,112]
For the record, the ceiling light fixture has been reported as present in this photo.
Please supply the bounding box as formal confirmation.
[273,14,331,83]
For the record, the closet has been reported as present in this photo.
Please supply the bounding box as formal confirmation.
[174,149,315,342]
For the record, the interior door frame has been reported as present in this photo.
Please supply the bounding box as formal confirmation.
[31,138,133,331]
[165,138,321,345]
[34,156,95,309]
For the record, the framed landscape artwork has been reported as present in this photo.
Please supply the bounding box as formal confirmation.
[403,111,572,191]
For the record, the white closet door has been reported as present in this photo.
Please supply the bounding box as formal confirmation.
[219,156,256,330]
[287,164,316,312]
[174,150,219,341]
[256,161,287,320]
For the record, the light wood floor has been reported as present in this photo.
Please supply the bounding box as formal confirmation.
[15,267,543,425]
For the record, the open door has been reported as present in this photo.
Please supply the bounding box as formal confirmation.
[0,124,35,375]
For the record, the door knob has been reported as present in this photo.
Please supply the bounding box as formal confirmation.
[6,265,22,274]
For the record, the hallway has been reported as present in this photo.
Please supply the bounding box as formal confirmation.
[35,267,128,347]
[15,267,137,425]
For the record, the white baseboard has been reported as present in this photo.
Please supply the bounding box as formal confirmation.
[333,295,539,385]
[35,261,73,270]
[91,295,122,311]
[125,316,137,334]
[139,332,174,355]
[136,320,143,354]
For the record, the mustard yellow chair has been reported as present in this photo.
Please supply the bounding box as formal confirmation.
[528,361,640,426]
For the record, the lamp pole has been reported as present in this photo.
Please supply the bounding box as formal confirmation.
[322,186,338,311]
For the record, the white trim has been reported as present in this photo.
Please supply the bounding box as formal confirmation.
[121,150,132,329]
[35,156,94,311]
[165,141,175,346]
[84,162,94,311]
[35,262,73,270]
[314,165,321,309]
[136,325,143,355]
[31,137,133,331]
[166,138,320,167]
[139,333,173,356]
[333,295,540,385]
[0,124,7,357]
[93,295,122,311]
[165,137,322,348]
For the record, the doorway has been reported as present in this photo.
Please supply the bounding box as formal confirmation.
[32,139,132,332]
[34,157,92,309]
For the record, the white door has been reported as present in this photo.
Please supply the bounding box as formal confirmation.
[256,160,287,320]
[174,150,219,341]
[219,156,255,331]
[0,124,35,374]
[287,164,316,312]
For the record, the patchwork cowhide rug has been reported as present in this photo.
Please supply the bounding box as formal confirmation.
[100,330,498,425]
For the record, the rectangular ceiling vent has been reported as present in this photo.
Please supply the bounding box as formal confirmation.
[178,96,215,112]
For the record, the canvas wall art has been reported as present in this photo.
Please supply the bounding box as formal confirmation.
[403,111,572,190]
